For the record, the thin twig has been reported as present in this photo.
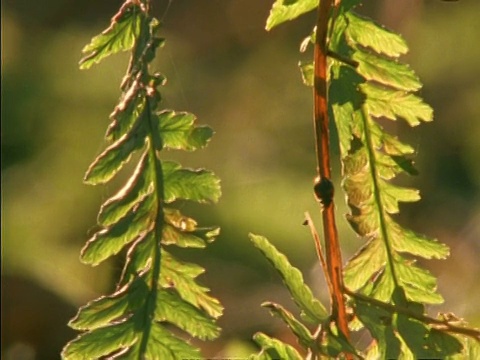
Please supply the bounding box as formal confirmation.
[327,50,359,68]
[345,288,480,341]
[304,212,334,298]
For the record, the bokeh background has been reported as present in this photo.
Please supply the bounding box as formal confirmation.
[2,0,480,358]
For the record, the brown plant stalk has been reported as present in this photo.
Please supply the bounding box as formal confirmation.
[312,0,351,351]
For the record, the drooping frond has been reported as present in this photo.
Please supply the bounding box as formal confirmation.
[62,1,222,358]
[259,0,477,358]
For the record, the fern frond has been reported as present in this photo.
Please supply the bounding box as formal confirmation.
[63,1,222,358]
[326,3,467,358]
[263,0,477,357]
[328,3,448,306]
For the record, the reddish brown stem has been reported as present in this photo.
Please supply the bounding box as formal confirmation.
[313,0,351,351]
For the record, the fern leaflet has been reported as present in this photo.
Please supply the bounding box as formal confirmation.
[249,234,357,359]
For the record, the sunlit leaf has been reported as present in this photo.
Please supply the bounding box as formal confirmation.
[329,64,365,155]
[379,181,420,214]
[69,277,148,331]
[141,323,201,359]
[249,234,328,323]
[81,195,154,266]
[162,210,219,249]
[299,60,314,87]
[344,238,386,291]
[155,110,214,151]
[395,258,444,304]
[107,86,146,142]
[162,161,221,203]
[353,50,421,91]
[120,231,156,286]
[354,298,401,359]
[98,150,153,226]
[361,82,433,126]
[62,321,137,359]
[262,302,314,349]
[447,336,480,359]
[84,123,147,185]
[380,133,415,156]
[389,222,449,260]
[322,323,359,358]
[250,332,303,360]
[266,0,318,31]
[160,250,223,319]
[155,289,220,340]
[396,315,463,358]
[80,4,143,69]
[345,12,408,57]
[162,224,206,248]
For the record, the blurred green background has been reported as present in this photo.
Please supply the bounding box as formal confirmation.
[2,0,480,358]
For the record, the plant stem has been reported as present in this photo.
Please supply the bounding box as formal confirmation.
[313,0,351,349]
[304,212,333,298]
[346,288,480,341]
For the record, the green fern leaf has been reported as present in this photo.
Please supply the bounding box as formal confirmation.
[389,222,449,259]
[62,321,138,359]
[80,3,143,69]
[155,110,214,151]
[266,0,318,31]
[394,257,444,304]
[160,250,224,319]
[162,223,218,249]
[68,277,148,331]
[84,122,147,185]
[262,302,315,349]
[259,1,476,357]
[352,50,421,91]
[98,151,153,226]
[162,208,219,248]
[345,12,408,57]
[80,195,154,266]
[447,336,480,359]
[162,161,221,203]
[155,289,220,340]
[361,82,433,126]
[342,238,386,291]
[250,332,303,360]
[354,298,402,359]
[120,231,156,285]
[249,234,328,324]
[107,89,148,142]
[328,65,365,154]
[321,323,359,358]
[396,315,463,358]
[140,323,202,359]
[356,288,464,359]
[299,61,314,87]
[378,181,420,213]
